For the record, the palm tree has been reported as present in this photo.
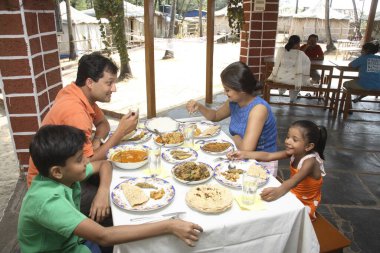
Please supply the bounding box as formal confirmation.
[163,0,177,59]
[325,0,336,52]
[65,0,77,60]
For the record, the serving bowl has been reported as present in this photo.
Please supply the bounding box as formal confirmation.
[107,144,150,169]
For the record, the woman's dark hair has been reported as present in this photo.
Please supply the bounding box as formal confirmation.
[291,120,328,160]
[285,35,301,51]
[75,52,118,87]
[220,61,262,95]
[362,42,379,55]
[308,34,318,41]
[29,125,86,177]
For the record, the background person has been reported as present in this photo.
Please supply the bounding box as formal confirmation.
[18,125,203,252]
[300,34,324,85]
[344,42,380,103]
[228,120,327,221]
[186,61,278,175]
[268,35,312,103]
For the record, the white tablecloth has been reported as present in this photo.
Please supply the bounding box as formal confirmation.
[110,120,319,253]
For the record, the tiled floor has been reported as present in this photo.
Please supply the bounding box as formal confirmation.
[1,92,379,253]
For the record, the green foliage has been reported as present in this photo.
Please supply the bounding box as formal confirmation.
[227,0,243,38]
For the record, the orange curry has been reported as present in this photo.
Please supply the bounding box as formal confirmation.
[112,150,147,163]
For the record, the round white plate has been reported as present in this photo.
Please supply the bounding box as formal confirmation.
[107,144,150,170]
[199,139,234,155]
[172,161,214,185]
[161,147,198,163]
[112,177,175,212]
[179,121,221,139]
[214,160,270,189]
[145,117,179,133]
[109,129,152,144]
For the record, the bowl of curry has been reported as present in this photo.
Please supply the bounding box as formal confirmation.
[107,144,149,169]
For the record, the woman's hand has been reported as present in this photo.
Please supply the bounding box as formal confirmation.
[260,186,287,202]
[168,219,203,247]
[186,100,199,114]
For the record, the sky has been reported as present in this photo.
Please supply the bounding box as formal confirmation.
[281,0,379,13]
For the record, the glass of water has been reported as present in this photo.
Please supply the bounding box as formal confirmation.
[183,123,195,148]
[242,173,259,205]
[148,147,161,177]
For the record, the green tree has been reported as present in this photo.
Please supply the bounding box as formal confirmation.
[325,0,336,51]
[94,0,132,81]
[65,0,77,60]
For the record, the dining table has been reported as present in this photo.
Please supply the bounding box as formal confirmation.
[109,117,320,253]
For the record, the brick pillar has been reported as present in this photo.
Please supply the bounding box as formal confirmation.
[0,0,62,173]
[240,0,279,81]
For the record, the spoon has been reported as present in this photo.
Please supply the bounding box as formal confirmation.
[154,128,165,145]
[228,146,236,170]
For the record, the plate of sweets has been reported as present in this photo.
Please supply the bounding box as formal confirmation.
[153,131,184,147]
[200,139,234,155]
[111,177,175,212]
[161,147,198,163]
[180,121,221,139]
[172,161,214,185]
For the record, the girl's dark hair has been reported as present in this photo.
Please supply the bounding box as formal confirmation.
[362,42,379,54]
[75,52,118,87]
[285,35,301,51]
[220,61,263,95]
[291,120,328,160]
[29,125,86,177]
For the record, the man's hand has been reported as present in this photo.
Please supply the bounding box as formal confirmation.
[168,219,203,247]
[116,111,139,137]
[89,188,110,223]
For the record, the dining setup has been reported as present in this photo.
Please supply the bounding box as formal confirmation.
[107,116,319,253]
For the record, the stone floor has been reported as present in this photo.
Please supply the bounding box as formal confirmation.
[1,93,379,253]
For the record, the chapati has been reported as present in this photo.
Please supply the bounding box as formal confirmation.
[186,185,233,213]
[121,183,149,207]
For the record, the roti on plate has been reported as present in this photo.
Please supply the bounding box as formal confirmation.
[200,125,220,137]
[121,183,149,207]
[185,185,233,213]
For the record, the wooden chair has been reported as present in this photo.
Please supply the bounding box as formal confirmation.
[313,212,351,253]
[339,87,380,119]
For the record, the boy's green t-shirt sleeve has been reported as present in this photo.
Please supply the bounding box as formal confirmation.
[35,195,87,239]
[85,163,94,179]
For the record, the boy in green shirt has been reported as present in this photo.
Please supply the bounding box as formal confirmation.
[18,125,203,252]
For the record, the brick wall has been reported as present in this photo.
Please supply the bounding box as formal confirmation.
[240,0,279,81]
[0,0,62,173]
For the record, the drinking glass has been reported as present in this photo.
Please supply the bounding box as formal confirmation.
[183,123,195,148]
[148,147,161,177]
[242,173,259,205]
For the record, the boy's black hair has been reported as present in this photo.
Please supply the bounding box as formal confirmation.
[220,61,262,95]
[75,52,118,87]
[285,35,301,51]
[362,42,379,55]
[29,125,86,177]
[291,120,328,160]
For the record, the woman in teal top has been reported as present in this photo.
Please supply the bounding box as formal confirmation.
[187,62,278,173]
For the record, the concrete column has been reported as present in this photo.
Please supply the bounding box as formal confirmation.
[240,0,279,81]
[0,0,62,173]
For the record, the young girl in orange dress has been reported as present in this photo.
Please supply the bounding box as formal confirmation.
[228,120,327,220]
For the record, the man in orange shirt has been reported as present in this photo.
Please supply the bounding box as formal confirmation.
[27,53,138,233]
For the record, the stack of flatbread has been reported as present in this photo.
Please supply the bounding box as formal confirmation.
[185,185,233,213]
[121,183,149,207]
[247,164,268,180]
[199,125,220,137]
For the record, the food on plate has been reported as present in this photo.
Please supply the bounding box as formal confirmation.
[122,130,146,142]
[150,188,165,200]
[247,164,268,179]
[174,162,210,181]
[155,132,184,145]
[135,182,157,189]
[121,130,136,141]
[221,168,245,182]
[170,150,192,160]
[200,125,220,137]
[121,183,149,207]
[185,185,233,213]
[111,150,148,163]
[193,127,202,136]
[202,142,231,152]
[146,117,178,133]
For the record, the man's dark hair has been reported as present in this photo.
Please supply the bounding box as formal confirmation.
[75,52,118,87]
[308,34,319,41]
[29,125,86,177]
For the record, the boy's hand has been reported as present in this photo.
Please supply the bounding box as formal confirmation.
[89,188,110,223]
[168,219,203,247]
[260,186,286,202]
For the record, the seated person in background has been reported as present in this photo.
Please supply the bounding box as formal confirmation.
[18,125,203,252]
[301,34,324,84]
[344,42,380,102]
[186,61,278,176]
[228,120,327,221]
[268,35,311,103]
